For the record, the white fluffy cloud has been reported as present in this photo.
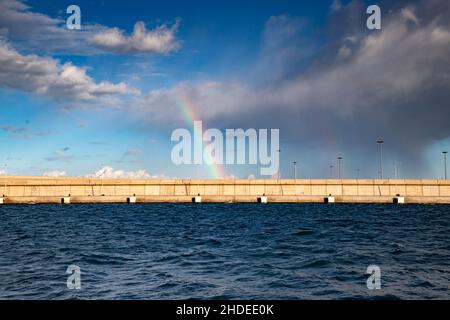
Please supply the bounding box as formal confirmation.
[0,0,181,55]
[0,0,61,37]
[86,166,167,179]
[43,170,67,177]
[90,20,181,54]
[41,167,169,179]
[0,0,103,54]
[0,41,136,104]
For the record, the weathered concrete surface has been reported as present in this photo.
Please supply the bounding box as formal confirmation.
[0,176,449,204]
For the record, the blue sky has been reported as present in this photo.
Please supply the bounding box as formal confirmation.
[0,0,449,179]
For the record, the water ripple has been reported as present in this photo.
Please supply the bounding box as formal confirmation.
[0,203,449,299]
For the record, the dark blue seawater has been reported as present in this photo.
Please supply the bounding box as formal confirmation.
[0,203,449,299]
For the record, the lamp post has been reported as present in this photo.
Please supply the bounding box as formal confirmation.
[337,157,343,179]
[356,168,360,179]
[377,140,384,179]
[329,165,334,179]
[293,161,297,180]
[393,160,399,179]
[443,151,448,180]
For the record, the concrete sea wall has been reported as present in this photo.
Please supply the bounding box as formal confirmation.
[0,176,449,204]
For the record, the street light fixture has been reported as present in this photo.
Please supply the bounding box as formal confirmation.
[393,160,399,179]
[337,157,343,179]
[377,140,384,179]
[293,161,297,180]
[443,151,448,180]
[329,165,334,179]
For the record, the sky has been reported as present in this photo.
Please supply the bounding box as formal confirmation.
[0,0,449,179]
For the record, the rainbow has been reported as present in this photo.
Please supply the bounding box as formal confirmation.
[173,89,227,179]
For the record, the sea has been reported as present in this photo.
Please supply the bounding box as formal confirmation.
[0,203,449,299]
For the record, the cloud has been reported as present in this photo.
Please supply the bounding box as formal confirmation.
[0,0,60,38]
[0,0,181,56]
[89,141,108,145]
[135,1,450,171]
[400,7,420,25]
[0,41,137,105]
[136,81,253,125]
[90,20,181,54]
[43,170,67,177]
[123,148,143,157]
[35,130,56,137]
[86,166,167,179]
[115,148,144,164]
[0,124,56,139]
[44,148,74,162]
[0,124,32,138]
[1,0,448,177]
[0,124,27,133]
[223,173,238,179]
[0,0,101,54]
[337,44,351,59]
[330,0,342,12]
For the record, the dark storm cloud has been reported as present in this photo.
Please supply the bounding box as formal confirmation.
[138,0,450,174]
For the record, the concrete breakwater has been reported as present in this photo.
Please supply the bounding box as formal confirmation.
[0,176,449,204]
